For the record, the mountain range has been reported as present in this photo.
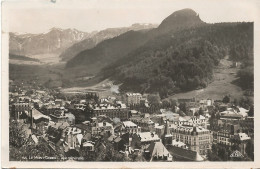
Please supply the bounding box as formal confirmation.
[59,23,158,61]
[9,28,90,56]
[9,23,157,62]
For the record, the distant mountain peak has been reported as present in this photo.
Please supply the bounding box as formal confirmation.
[158,8,204,34]
[172,8,198,16]
[49,27,64,32]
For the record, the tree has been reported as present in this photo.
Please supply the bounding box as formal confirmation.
[9,121,28,148]
[207,150,221,161]
[169,98,177,107]
[233,98,238,106]
[248,105,254,117]
[198,107,204,115]
[179,102,187,113]
[147,94,161,105]
[194,111,199,116]
[239,97,252,110]
[245,140,254,160]
[162,100,170,108]
[95,143,124,161]
[113,117,121,125]
[10,138,65,161]
[222,95,230,103]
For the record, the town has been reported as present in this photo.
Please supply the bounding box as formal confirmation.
[9,80,254,162]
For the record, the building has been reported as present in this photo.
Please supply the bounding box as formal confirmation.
[125,93,142,106]
[155,125,165,139]
[131,132,160,149]
[64,127,83,150]
[177,98,196,103]
[239,117,254,137]
[212,123,240,146]
[199,99,214,108]
[130,117,155,132]
[91,120,114,136]
[49,110,68,123]
[122,121,141,134]
[92,104,129,120]
[233,133,251,155]
[145,141,172,161]
[170,125,212,155]
[166,145,204,161]
[74,121,92,135]
[219,108,246,120]
[12,102,32,120]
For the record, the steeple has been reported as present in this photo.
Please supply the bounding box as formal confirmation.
[163,120,173,145]
[164,119,169,136]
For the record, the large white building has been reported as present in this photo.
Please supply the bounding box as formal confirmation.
[122,121,141,134]
[125,93,142,106]
[170,124,212,155]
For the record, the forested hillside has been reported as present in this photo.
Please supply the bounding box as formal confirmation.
[66,9,204,74]
[101,23,253,98]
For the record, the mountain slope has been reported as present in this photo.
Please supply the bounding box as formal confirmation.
[66,30,151,75]
[59,23,158,61]
[102,22,253,98]
[66,9,204,74]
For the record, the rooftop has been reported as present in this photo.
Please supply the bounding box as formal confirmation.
[123,121,138,128]
[166,145,203,161]
[148,141,172,160]
[30,108,51,120]
[126,93,142,96]
[137,132,160,142]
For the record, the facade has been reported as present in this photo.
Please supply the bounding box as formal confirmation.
[122,121,141,134]
[212,121,242,146]
[92,104,129,120]
[12,102,32,120]
[130,117,155,132]
[92,121,114,136]
[170,125,212,155]
[64,127,83,149]
[125,93,142,106]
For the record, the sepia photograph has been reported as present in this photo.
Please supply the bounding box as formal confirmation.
[1,0,260,168]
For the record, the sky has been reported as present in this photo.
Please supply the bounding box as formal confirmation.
[2,0,259,34]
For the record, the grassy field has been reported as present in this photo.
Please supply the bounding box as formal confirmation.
[61,79,120,98]
[166,57,246,101]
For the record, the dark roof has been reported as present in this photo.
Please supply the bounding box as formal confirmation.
[75,123,90,131]
[166,145,203,161]
[65,149,80,157]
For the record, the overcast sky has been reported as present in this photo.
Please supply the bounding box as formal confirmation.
[3,0,259,34]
